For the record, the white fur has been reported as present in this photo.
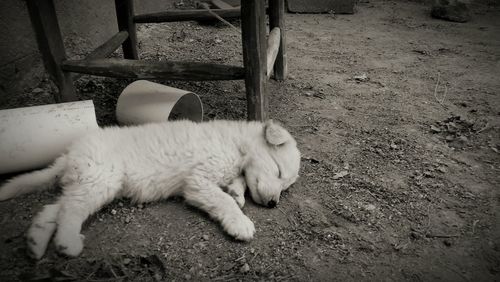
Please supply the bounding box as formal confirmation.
[0,120,300,259]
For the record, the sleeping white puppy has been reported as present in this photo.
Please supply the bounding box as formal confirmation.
[0,120,300,259]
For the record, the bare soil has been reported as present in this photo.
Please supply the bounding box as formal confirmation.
[1,0,499,281]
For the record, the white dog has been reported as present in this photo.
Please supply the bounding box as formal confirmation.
[0,120,300,259]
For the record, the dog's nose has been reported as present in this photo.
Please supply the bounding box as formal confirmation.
[267,200,277,208]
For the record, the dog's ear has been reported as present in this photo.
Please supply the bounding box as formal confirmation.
[264,120,290,146]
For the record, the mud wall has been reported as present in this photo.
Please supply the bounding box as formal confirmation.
[0,0,173,105]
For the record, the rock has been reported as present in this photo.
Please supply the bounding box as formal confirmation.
[430,124,441,133]
[32,87,44,94]
[110,209,117,215]
[431,0,471,23]
[240,263,250,273]
[364,204,376,211]
[123,258,131,265]
[202,234,209,241]
[353,73,368,82]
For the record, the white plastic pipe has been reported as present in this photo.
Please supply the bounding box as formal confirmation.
[0,100,98,174]
[116,80,203,125]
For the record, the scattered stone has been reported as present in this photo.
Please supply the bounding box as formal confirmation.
[437,166,447,173]
[431,0,471,23]
[123,258,131,265]
[364,204,376,211]
[110,209,117,215]
[137,204,144,209]
[333,171,349,180]
[202,234,209,241]
[124,216,131,224]
[32,87,44,94]
[118,202,123,207]
[240,263,250,273]
[353,73,368,82]
[430,125,441,133]
[249,248,255,254]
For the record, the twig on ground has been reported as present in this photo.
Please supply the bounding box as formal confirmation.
[199,3,241,34]
[433,72,448,108]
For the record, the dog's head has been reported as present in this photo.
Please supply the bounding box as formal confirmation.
[244,121,300,208]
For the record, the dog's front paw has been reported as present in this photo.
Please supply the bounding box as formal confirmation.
[232,193,245,208]
[54,232,85,257]
[223,214,255,241]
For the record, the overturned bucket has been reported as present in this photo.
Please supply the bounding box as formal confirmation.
[0,100,99,174]
[116,80,203,125]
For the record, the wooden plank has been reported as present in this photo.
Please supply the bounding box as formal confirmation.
[266,28,281,78]
[134,8,240,23]
[287,0,355,14]
[211,0,233,9]
[241,0,268,121]
[85,31,129,60]
[61,59,245,81]
[115,0,138,59]
[269,0,287,80]
[26,0,77,102]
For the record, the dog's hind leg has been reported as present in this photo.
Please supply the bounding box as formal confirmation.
[183,176,255,241]
[53,169,123,257]
[26,203,60,259]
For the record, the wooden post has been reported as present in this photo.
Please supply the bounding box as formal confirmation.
[115,0,138,59]
[241,0,268,121]
[268,0,287,80]
[266,28,281,78]
[26,0,77,102]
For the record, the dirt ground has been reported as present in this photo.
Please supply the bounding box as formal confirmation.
[1,0,500,281]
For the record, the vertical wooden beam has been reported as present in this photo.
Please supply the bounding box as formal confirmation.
[268,0,287,80]
[241,0,268,121]
[26,0,77,102]
[115,0,138,59]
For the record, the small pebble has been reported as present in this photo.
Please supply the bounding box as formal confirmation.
[124,216,131,223]
[110,209,117,215]
[202,234,209,241]
[137,204,143,209]
[365,204,376,211]
[123,258,131,265]
[240,263,250,273]
[32,87,44,94]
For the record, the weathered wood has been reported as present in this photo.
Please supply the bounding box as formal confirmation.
[287,0,355,14]
[115,0,138,59]
[61,59,245,81]
[269,0,287,80]
[241,0,268,121]
[266,28,281,78]
[211,0,234,9]
[85,31,129,60]
[26,0,77,102]
[134,8,240,23]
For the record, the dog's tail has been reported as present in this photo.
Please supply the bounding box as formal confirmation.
[0,156,66,201]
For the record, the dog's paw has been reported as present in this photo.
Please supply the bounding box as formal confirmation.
[223,214,255,241]
[54,233,85,257]
[233,194,245,209]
